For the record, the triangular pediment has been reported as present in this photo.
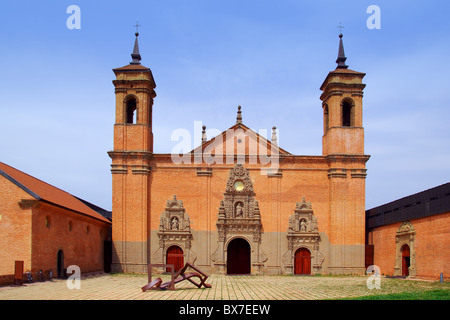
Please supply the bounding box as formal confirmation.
[190,122,291,158]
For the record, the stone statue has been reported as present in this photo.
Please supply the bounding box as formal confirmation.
[300,219,307,232]
[171,217,179,230]
[235,203,243,217]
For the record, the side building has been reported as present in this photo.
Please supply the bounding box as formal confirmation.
[366,182,450,280]
[0,162,112,285]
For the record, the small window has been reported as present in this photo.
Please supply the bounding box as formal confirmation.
[68,221,73,232]
[45,216,50,228]
[323,104,329,132]
[86,226,90,235]
[126,97,137,124]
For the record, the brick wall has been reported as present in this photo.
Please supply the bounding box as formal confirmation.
[0,176,33,285]
[0,175,111,286]
[32,202,111,275]
[370,211,450,280]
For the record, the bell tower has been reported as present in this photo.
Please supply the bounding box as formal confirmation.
[108,31,156,273]
[320,33,370,274]
[320,33,366,156]
[112,31,156,153]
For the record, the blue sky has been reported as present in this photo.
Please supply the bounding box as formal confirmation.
[0,1,449,211]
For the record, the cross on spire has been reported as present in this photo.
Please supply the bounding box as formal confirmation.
[337,22,344,35]
[134,21,141,35]
[335,26,348,69]
[130,21,142,65]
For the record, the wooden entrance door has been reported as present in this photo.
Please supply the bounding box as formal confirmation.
[227,238,251,275]
[401,244,410,277]
[166,246,184,272]
[294,248,311,275]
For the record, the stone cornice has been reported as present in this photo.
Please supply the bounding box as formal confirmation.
[18,199,40,209]
[325,154,370,164]
[107,150,153,161]
[197,167,213,176]
[112,79,154,86]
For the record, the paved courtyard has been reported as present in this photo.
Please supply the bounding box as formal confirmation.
[0,272,447,300]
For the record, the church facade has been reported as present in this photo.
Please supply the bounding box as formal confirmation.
[109,32,370,275]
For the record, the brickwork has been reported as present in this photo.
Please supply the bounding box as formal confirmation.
[31,202,110,274]
[0,176,33,283]
[369,212,450,280]
[110,35,370,275]
[0,164,111,286]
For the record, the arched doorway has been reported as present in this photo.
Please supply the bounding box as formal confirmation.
[294,248,311,275]
[166,246,184,272]
[395,221,416,278]
[401,244,410,277]
[57,250,64,278]
[227,238,251,275]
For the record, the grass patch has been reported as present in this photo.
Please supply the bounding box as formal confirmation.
[347,289,450,300]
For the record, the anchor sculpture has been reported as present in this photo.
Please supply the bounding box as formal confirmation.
[141,263,212,292]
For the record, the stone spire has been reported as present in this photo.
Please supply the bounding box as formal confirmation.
[130,31,142,65]
[236,105,243,124]
[202,125,207,143]
[336,33,348,69]
[271,126,278,146]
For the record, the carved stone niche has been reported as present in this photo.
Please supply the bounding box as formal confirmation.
[153,195,196,267]
[211,164,267,275]
[282,197,323,275]
[394,221,416,278]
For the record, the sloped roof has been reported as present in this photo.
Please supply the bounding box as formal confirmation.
[320,68,366,91]
[112,64,151,72]
[190,122,292,157]
[366,182,450,230]
[0,162,111,224]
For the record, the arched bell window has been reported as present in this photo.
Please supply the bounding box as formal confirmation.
[342,99,354,127]
[125,96,137,124]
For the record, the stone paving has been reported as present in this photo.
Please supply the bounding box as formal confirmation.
[0,272,447,300]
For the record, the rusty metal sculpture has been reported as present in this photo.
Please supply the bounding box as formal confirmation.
[141,263,211,292]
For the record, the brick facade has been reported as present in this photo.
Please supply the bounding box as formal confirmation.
[110,33,370,275]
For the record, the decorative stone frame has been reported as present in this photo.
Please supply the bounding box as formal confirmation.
[282,198,323,274]
[211,164,267,275]
[394,221,416,278]
[153,195,196,267]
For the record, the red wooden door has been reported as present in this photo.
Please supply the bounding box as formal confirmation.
[227,238,251,275]
[401,245,410,277]
[166,246,184,272]
[294,248,311,275]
